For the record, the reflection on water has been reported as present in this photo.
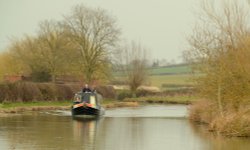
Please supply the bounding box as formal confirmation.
[189,123,250,150]
[0,105,249,150]
[72,118,100,150]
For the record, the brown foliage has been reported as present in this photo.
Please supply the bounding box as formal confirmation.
[189,100,218,123]
[210,109,250,137]
[190,99,250,137]
[185,0,250,115]
[0,82,81,102]
[96,85,116,99]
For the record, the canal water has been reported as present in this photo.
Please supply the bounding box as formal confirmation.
[0,105,249,150]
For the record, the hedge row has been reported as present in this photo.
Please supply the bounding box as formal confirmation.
[0,82,81,102]
[0,82,116,103]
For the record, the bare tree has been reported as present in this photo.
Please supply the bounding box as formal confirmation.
[8,31,70,82]
[184,0,250,114]
[10,37,42,73]
[37,20,72,82]
[116,41,149,97]
[0,50,27,79]
[63,4,120,84]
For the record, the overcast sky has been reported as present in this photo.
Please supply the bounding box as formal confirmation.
[0,0,197,63]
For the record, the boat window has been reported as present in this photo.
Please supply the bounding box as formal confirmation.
[74,94,81,102]
[82,94,96,103]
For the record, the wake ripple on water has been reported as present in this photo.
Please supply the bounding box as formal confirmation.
[42,104,188,118]
[104,104,188,118]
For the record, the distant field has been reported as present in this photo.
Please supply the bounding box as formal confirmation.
[149,64,192,75]
[149,74,193,88]
[114,64,192,76]
[114,74,194,89]
[113,64,196,89]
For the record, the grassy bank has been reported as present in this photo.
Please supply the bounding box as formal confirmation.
[0,101,71,114]
[0,95,194,114]
[0,101,70,109]
[0,100,139,114]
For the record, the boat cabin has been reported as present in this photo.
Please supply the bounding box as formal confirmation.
[73,92,102,109]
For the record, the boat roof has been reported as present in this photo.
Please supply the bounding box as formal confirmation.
[75,91,99,96]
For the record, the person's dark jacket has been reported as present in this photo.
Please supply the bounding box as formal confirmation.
[82,88,92,93]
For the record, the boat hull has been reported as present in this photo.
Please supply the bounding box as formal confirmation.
[72,106,100,117]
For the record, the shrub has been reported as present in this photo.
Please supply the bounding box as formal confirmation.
[15,82,42,102]
[0,82,82,102]
[0,83,9,102]
[54,84,75,100]
[96,85,116,99]
[135,89,155,97]
[116,90,132,100]
[189,99,250,137]
[209,110,250,137]
[37,83,57,101]
[31,70,51,82]
[162,88,195,96]
[189,100,216,123]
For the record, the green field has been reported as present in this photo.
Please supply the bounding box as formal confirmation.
[149,74,193,88]
[113,64,192,76]
[114,74,195,89]
[113,64,195,89]
[149,64,192,75]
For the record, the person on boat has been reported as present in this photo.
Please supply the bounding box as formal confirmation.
[76,97,81,102]
[82,84,92,93]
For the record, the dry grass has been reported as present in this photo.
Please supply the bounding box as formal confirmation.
[189,100,217,123]
[209,109,250,137]
[189,99,250,137]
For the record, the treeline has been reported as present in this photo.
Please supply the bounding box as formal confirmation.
[185,0,250,136]
[0,4,120,84]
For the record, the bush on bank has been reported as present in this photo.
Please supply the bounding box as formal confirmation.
[189,100,250,137]
[0,82,116,102]
[0,82,80,102]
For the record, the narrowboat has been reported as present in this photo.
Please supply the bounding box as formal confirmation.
[71,91,105,118]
